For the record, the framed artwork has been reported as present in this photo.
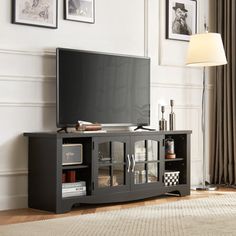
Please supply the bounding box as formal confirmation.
[12,0,58,29]
[166,0,197,41]
[64,0,95,23]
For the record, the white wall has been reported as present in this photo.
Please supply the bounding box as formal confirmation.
[0,0,210,211]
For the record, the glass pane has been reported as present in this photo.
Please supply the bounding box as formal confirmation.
[148,163,159,183]
[147,140,158,161]
[134,163,147,184]
[135,141,146,162]
[112,142,125,163]
[98,142,111,163]
[113,164,125,186]
[98,166,111,188]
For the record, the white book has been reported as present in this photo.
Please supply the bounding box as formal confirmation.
[62,186,86,193]
[62,181,86,188]
[62,191,86,198]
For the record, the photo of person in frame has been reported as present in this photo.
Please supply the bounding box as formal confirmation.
[172,2,192,35]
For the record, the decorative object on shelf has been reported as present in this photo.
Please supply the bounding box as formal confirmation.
[64,0,95,23]
[12,0,58,29]
[186,29,227,191]
[164,170,180,186]
[134,171,140,184]
[169,99,176,130]
[62,144,83,165]
[165,137,176,159]
[140,170,146,184]
[166,0,197,41]
[159,106,167,131]
[75,122,102,131]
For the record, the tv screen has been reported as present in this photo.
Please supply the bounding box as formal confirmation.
[56,48,150,128]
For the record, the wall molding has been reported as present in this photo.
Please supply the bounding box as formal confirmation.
[0,169,28,176]
[151,82,213,90]
[144,0,149,57]
[0,74,55,83]
[0,101,55,108]
[0,48,55,57]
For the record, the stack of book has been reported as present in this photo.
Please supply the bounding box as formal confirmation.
[62,181,86,198]
[75,122,102,131]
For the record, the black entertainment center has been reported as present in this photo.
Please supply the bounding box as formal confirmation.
[24,48,191,213]
[25,130,191,214]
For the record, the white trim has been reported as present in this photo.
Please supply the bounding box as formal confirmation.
[0,74,55,83]
[151,82,213,90]
[144,0,149,57]
[0,101,55,107]
[0,169,28,176]
[0,48,55,57]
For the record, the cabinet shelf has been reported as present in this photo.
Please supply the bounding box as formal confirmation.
[98,162,125,166]
[62,165,89,170]
[135,160,161,164]
[164,158,184,162]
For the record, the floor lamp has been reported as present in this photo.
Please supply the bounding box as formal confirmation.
[186,32,227,190]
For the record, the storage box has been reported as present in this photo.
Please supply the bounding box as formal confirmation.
[164,171,180,186]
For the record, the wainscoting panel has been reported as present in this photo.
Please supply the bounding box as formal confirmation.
[0,49,56,77]
[0,49,56,210]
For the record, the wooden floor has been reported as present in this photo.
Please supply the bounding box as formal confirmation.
[0,187,235,226]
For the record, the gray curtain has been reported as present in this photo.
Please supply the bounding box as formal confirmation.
[210,0,236,185]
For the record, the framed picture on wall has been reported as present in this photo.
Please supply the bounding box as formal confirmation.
[12,0,58,29]
[64,0,95,23]
[166,0,197,41]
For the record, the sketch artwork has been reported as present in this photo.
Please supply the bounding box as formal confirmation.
[166,0,197,41]
[65,0,94,23]
[13,0,58,28]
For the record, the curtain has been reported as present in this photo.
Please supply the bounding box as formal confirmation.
[210,0,236,185]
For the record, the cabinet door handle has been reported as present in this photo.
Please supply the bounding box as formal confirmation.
[127,154,131,173]
[131,154,136,173]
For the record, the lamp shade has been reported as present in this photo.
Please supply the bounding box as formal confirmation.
[186,33,227,67]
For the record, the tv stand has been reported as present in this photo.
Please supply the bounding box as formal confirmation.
[24,130,191,213]
[57,127,68,133]
[134,125,156,131]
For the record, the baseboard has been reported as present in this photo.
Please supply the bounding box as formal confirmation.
[0,194,28,211]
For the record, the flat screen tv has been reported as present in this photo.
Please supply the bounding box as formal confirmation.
[56,48,150,128]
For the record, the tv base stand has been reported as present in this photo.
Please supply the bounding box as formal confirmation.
[57,127,68,133]
[134,125,156,131]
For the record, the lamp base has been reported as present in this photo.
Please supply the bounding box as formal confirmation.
[192,182,218,191]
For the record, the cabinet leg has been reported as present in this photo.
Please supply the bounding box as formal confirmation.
[56,205,73,214]
[178,189,190,197]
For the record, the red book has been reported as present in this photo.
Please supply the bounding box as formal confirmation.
[66,170,76,183]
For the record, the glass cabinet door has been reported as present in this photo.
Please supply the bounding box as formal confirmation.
[133,138,162,187]
[93,137,130,193]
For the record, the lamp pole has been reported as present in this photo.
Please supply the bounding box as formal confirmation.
[186,32,227,190]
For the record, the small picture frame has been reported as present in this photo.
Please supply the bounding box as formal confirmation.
[166,0,197,41]
[12,0,58,29]
[64,0,95,23]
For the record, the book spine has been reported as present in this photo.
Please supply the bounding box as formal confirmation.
[62,186,86,193]
[62,181,86,188]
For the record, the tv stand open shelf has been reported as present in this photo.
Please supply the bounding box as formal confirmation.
[24,130,191,214]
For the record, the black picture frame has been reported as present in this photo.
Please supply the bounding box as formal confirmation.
[64,0,95,24]
[166,0,197,41]
[12,0,58,29]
